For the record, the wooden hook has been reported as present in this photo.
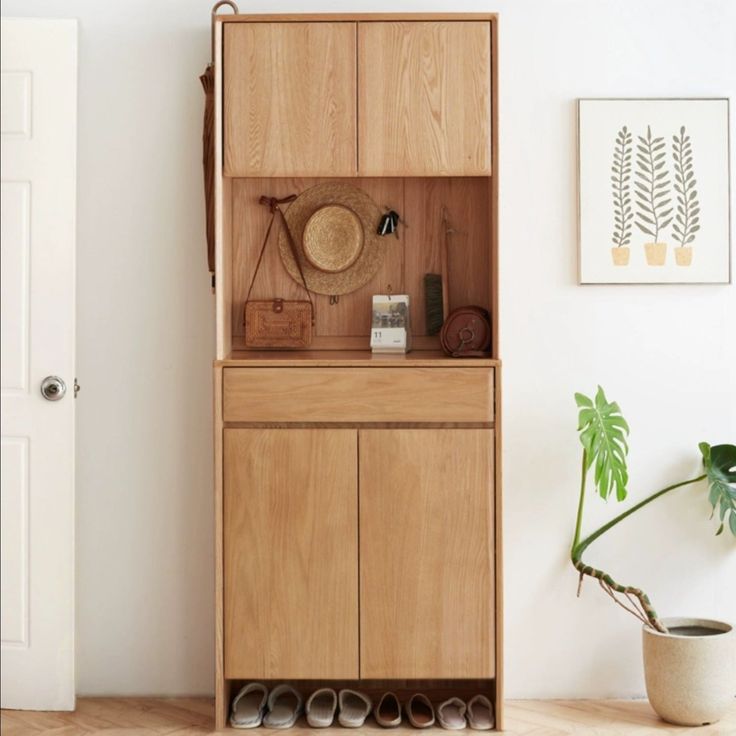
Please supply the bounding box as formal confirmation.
[211,1,239,63]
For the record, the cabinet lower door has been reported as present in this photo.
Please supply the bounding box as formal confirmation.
[224,429,359,678]
[359,429,494,678]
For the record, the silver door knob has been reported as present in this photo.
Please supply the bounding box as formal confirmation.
[41,375,67,401]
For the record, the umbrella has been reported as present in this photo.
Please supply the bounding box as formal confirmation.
[200,1,239,283]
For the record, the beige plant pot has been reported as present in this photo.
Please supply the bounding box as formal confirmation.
[611,247,630,266]
[643,618,735,726]
[644,242,667,265]
[675,247,694,266]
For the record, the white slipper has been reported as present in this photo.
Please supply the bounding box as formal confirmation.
[338,689,372,728]
[437,697,467,730]
[467,694,494,730]
[263,684,303,729]
[230,682,268,729]
[306,688,337,728]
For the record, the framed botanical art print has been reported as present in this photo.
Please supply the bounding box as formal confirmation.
[578,98,731,284]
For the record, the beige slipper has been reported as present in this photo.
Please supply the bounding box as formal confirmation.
[306,688,337,728]
[437,697,467,730]
[467,695,494,730]
[374,692,402,728]
[263,685,303,729]
[230,682,268,729]
[406,694,435,729]
[338,689,372,728]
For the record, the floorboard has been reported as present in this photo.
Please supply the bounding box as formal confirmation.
[2,698,734,735]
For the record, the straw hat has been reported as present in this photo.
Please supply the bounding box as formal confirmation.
[279,182,385,296]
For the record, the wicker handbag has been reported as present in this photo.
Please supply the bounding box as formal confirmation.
[244,195,314,349]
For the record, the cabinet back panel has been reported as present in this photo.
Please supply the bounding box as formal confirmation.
[229,177,491,345]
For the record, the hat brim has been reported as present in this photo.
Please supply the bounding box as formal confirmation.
[279,182,385,296]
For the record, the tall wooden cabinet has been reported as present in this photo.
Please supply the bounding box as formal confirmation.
[212,12,501,731]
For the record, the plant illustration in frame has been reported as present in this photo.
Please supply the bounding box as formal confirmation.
[611,126,633,265]
[578,99,730,284]
[635,125,673,266]
[672,126,701,267]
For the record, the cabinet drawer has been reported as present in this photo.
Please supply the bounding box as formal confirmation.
[223,367,494,423]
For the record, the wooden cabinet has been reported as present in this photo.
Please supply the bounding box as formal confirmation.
[223,429,359,678]
[359,429,494,678]
[223,22,357,176]
[358,22,492,176]
[213,12,500,730]
[222,20,491,178]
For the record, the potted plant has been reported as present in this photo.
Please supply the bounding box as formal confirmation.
[635,125,673,265]
[611,126,633,265]
[672,126,701,266]
[570,387,735,726]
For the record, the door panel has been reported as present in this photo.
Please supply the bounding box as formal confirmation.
[1,18,77,711]
[359,429,494,678]
[224,429,359,678]
[224,22,357,176]
[358,22,491,176]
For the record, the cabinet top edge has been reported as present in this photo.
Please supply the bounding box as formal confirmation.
[216,351,500,368]
[216,13,498,24]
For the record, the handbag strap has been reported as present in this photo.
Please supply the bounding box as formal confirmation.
[245,195,315,321]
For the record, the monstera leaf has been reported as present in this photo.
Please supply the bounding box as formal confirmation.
[699,442,736,537]
[576,387,630,502]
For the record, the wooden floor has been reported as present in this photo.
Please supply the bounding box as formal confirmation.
[2,699,735,735]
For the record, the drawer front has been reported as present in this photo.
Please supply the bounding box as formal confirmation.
[223,367,494,423]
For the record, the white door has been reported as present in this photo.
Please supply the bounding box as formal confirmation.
[1,18,77,711]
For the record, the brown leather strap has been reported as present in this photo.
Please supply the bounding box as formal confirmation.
[245,195,315,320]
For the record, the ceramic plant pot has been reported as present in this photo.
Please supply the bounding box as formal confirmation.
[644,242,667,265]
[675,247,693,266]
[643,617,735,726]
[611,247,630,266]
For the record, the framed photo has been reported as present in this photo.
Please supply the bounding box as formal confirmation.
[578,98,731,284]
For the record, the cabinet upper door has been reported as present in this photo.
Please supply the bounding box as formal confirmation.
[224,429,359,678]
[224,22,357,176]
[358,22,492,176]
[359,429,495,678]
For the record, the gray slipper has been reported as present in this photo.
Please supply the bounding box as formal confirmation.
[338,689,372,728]
[406,694,435,729]
[306,688,337,728]
[263,684,303,729]
[374,692,402,728]
[437,697,467,730]
[467,695,494,730]
[230,682,268,729]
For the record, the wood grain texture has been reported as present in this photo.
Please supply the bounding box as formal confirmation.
[231,177,404,340]
[223,367,494,423]
[404,178,490,335]
[229,177,490,344]
[218,14,498,23]
[215,23,232,360]
[358,22,491,176]
[224,23,357,176]
[5,697,735,734]
[490,17,499,360]
[213,365,227,730]
[223,429,359,679]
[493,364,504,730]
[220,350,498,367]
[359,429,494,678]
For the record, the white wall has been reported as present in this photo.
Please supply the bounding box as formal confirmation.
[2,0,734,699]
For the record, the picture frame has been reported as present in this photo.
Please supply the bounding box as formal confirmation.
[577,98,731,284]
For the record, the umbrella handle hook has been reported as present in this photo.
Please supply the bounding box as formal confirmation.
[211,1,239,63]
